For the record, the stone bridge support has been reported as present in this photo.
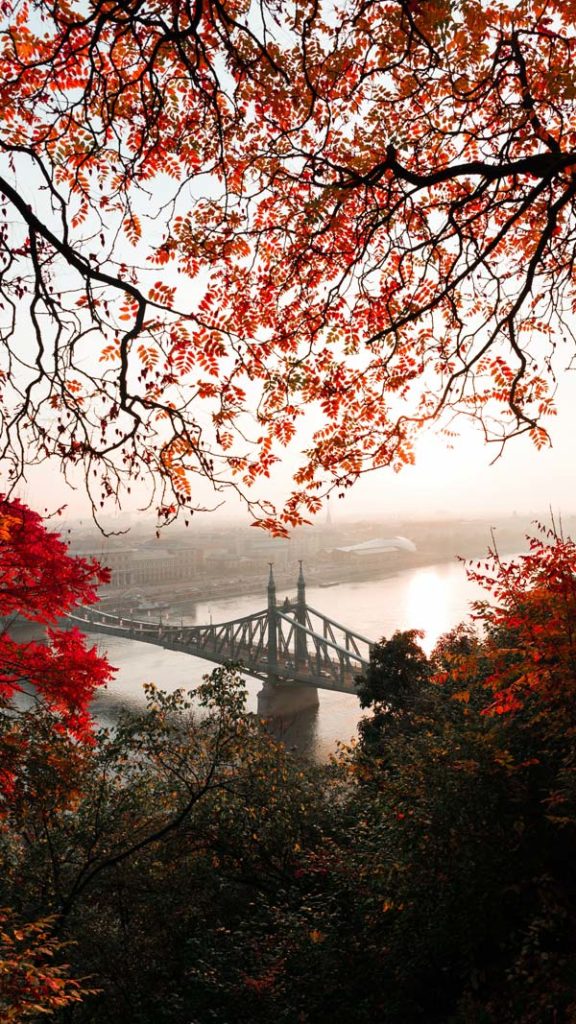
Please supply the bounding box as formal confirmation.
[256,680,319,717]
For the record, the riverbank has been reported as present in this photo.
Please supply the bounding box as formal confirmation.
[99,533,525,618]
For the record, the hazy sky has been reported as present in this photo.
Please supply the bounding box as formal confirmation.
[312,374,576,523]
[21,365,576,528]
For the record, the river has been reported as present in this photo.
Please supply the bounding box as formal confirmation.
[90,556,500,760]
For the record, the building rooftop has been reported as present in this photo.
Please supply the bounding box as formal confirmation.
[335,536,417,555]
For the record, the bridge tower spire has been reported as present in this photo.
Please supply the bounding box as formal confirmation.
[267,563,278,675]
[295,560,308,669]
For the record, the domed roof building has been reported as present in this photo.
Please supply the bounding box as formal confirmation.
[335,536,416,556]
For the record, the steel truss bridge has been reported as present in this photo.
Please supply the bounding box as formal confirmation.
[69,565,374,695]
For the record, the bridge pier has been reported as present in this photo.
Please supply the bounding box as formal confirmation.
[257,681,319,718]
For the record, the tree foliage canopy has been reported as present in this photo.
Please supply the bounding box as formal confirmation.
[0,0,575,529]
[0,496,112,739]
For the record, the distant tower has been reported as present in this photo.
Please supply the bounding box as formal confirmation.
[295,561,307,669]
[267,563,277,674]
[326,502,333,527]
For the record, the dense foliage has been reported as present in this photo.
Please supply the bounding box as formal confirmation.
[0,497,113,1017]
[3,518,576,1021]
[2,1,576,529]
[0,496,112,738]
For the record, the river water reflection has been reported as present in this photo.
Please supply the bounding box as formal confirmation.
[91,558,494,761]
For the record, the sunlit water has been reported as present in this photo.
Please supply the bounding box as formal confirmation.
[91,558,500,761]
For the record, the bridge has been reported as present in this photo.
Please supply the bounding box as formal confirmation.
[69,564,374,715]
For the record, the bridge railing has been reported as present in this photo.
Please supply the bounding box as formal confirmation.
[305,605,374,647]
[278,608,370,657]
[276,611,369,678]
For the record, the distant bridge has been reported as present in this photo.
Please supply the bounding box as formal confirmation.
[69,565,374,701]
